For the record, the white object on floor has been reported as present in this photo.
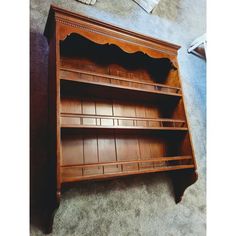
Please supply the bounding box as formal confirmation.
[188,33,207,58]
[76,0,96,5]
[133,0,161,13]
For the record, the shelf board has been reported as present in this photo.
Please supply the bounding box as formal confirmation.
[60,113,188,131]
[61,156,195,183]
[61,165,195,183]
[60,67,182,98]
[61,67,181,91]
[61,125,188,131]
[61,155,193,168]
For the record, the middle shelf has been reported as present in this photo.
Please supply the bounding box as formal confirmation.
[61,113,188,131]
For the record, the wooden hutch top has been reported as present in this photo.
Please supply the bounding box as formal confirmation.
[44,4,181,65]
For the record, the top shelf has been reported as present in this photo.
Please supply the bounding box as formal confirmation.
[60,67,182,98]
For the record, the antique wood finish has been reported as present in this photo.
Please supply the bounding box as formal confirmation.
[44,5,197,233]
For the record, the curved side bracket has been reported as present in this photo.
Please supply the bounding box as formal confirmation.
[170,169,198,203]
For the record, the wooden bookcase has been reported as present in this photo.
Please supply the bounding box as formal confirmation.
[43,5,197,233]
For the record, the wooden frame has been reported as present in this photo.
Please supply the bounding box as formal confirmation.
[43,4,198,233]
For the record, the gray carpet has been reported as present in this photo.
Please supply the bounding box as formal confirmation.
[30,0,206,235]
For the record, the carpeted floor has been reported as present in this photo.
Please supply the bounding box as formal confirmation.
[30,0,206,235]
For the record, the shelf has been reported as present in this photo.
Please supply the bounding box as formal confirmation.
[44,5,198,233]
[60,67,182,98]
[61,155,192,167]
[61,155,194,183]
[60,113,188,131]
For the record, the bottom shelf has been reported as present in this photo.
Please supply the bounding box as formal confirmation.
[61,156,194,183]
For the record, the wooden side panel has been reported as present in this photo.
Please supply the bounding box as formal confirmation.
[44,26,61,233]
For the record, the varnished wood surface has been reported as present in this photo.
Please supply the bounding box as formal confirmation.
[60,67,181,91]
[61,155,192,168]
[43,5,198,233]
[60,68,181,97]
[61,164,195,183]
[44,5,180,61]
[60,113,187,130]
[61,77,182,97]
[60,130,192,177]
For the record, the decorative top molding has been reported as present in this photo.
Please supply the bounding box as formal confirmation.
[44,4,180,60]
